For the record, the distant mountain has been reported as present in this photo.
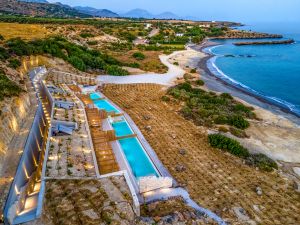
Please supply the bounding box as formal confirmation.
[0,0,90,18]
[74,6,119,18]
[122,8,154,19]
[155,12,180,20]
[121,8,181,20]
[18,0,48,3]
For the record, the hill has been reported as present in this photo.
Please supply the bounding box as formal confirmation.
[122,8,181,20]
[122,8,154,19]
[18,0,48,3]
[0,0,90,18]
[74,6,119,18]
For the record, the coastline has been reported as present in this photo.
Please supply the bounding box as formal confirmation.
[191,39,300,125]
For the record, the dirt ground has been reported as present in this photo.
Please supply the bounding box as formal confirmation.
[103,83,300,225]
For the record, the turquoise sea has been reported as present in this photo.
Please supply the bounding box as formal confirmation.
[206,22,300,116]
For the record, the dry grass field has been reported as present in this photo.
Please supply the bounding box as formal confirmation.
[103,83,300,225]
[0,23,52,40]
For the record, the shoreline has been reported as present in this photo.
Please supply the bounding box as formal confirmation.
[191,40,300,125]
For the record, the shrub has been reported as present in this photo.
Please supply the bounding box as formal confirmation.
[8,58,21,69]
[68,56,86,71]
[228,115,250,129]
[209,134,277,171]
[105,65,129,76]
[229,127,249,138]
[132,52,145,60]
[208,133,250,158]
[220,93,233,99]
[183,73,193,80]
[0,34,4,41]
[218,126,229,133]
[246,153,278,172]
[173,62,179,65]
[80,32,95,38]
[126,62,140,68]
[195,80,204,86]
[161,96,170,102]
[190,68,197,73]
[87,40,98,45]
[0,47,9,61]
[0,70,23,100]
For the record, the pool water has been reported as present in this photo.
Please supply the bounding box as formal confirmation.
[90,92,102,100]
[112,121,134,137]
[119,137,158,178]
[94,99,119,113]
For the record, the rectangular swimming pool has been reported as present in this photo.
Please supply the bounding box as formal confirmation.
[119,137,159,178]
[94,99,119,113]
[112,120,134,137]
[90,92,102,100]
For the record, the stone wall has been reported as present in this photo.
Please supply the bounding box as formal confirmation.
[0,94,32,168]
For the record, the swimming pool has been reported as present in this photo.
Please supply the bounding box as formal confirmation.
[94,99,119,113]
[112,120,134,137]
[90,92,102,100]
[119,137,159,178]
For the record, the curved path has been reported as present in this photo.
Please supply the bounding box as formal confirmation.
[97,50,188,86]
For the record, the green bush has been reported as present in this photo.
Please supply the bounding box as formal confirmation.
[0,47,9,61]
[161,96,170,102]
[132,52,145,60]
[68,56,86,71]
[195,80,204,86]
[228,115,250,129]
[8,58,21,69]
[220,93,233,99]
[80,32,95,38]
[209,134,277,171]
[190,68,197,73]
[87,40,98,45]
[0,34,4,41]
[105,65,129,76]
[0,70,23,101]
[208,133,250,158]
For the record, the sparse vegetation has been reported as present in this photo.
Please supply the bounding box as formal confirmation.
[0,69,23,100]
[8,58,21,69]
[208,134,278,171]
[167,82,255,129]
[3,36,123,73]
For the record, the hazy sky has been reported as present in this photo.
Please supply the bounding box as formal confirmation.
[48,0,300,23]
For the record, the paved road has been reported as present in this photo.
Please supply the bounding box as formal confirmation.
[97,50,187,86]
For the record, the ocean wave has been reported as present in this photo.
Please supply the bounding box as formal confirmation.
[205,50,300,116]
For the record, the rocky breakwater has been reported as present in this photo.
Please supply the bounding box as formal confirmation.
[234,39,295,46]
[220,30,283,39]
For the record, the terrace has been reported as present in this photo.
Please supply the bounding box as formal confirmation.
[45,83,97,178]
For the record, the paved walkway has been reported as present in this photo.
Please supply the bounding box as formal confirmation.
[97,50,187,86]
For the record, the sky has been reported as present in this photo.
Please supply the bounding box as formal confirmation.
[48,0,300,23]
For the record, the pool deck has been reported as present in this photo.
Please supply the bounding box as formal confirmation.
[100,92,175,180]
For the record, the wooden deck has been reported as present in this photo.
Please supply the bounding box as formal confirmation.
[90,127,119,174]
[77,94,119,175]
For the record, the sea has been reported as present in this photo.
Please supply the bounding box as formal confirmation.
[205,22,300,116]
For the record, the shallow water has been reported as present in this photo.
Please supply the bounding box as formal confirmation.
[207,22,300,116]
